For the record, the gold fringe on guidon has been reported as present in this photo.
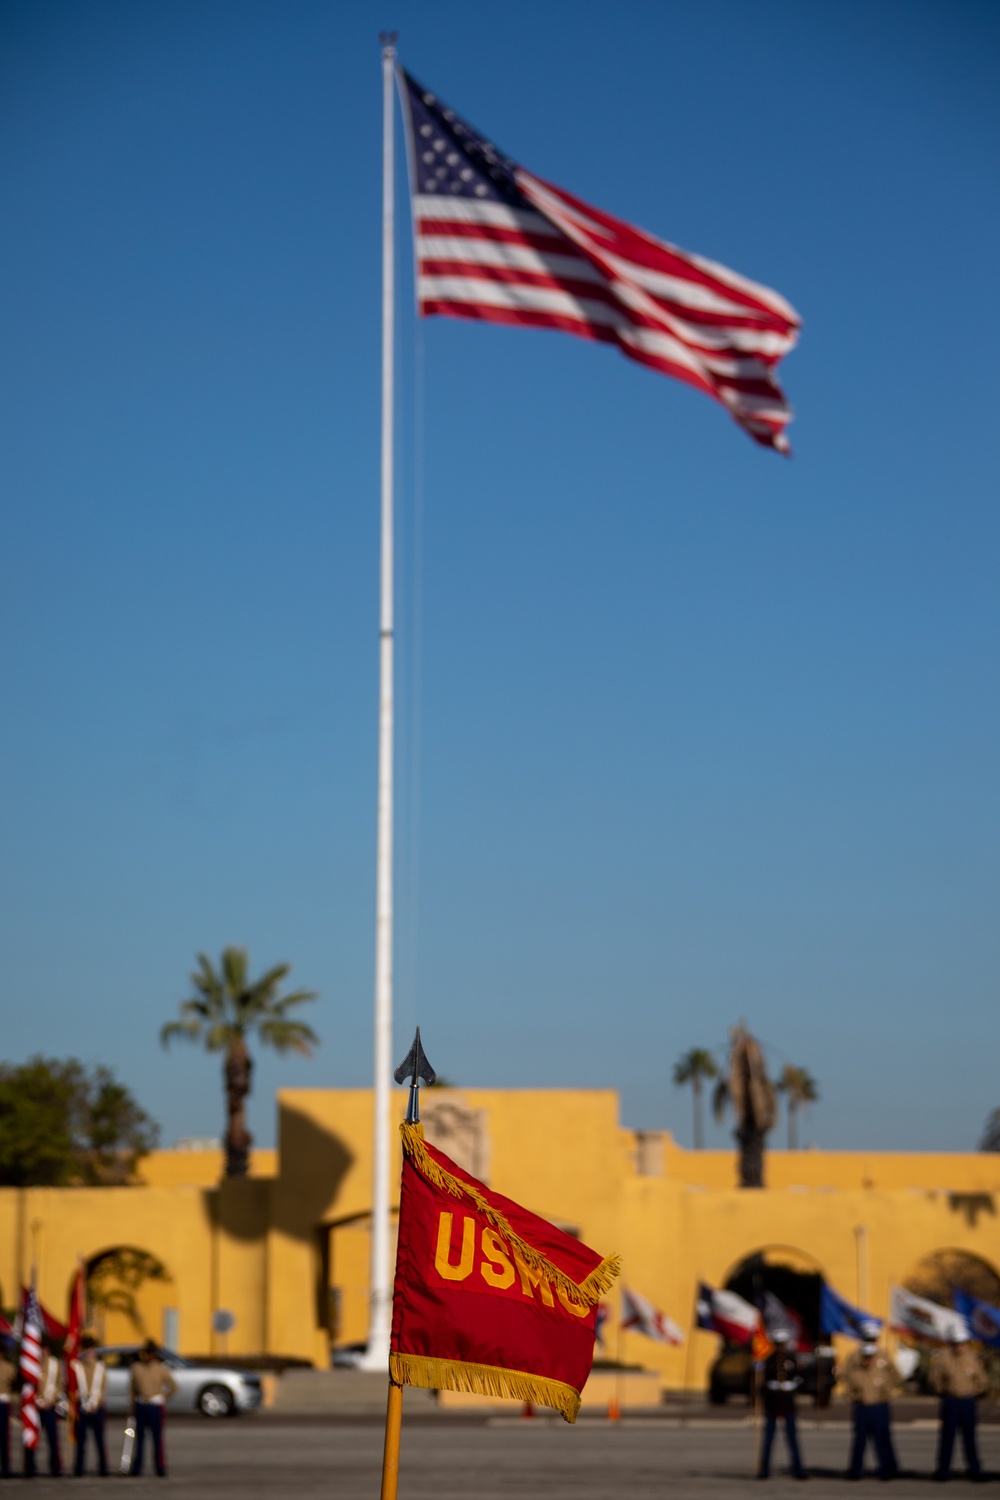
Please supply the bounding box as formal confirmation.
[399,1122,620,1307]
[390,1351,583,1424]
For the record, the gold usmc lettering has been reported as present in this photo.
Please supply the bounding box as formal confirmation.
[431,1211,588,1315]
[434,1211,475,1280]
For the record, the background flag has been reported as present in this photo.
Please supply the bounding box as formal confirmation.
[64,1261,86,1441]
[890,1285,968,1344]
[21,1286,67,1342]
[19,1282,42,1451]
[399,69,800,453]
[760,1290,805,1351]
[620,1287,683,1345]
[953,1290,1000,1349]
[695,1282,759,1344]
[820,1282,883,1341]
[595,1301,610,1347]
[390,1123,619,1423]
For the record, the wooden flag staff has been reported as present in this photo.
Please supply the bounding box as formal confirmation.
[379,1029,437,1500]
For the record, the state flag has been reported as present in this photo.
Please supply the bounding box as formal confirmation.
[620,1287,683,1345]
[890,1285,968,1344]
[953,1290,1000,1349]
[695,1282,759,1344]
[820,1283,883,1342]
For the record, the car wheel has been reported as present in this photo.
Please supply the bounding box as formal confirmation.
[198,1383,235,1418]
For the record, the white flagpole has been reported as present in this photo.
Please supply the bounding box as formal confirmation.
[361,33,397,1372]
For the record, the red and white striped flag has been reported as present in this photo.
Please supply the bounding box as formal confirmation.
[620,1287,684,1345]
[19,1281,42,1451]
[399,70,800,453]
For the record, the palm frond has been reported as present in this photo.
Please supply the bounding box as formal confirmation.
[221,946,249,1000]
[160,1019,202,1049]
[179,998,213,1021]
[257,1019,318,1057]
[270,988,319,1015]
[712,1078,730,1123]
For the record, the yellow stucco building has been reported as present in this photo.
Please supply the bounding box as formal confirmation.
[2,1087,998,1392]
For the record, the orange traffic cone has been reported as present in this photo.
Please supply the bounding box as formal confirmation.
[607,1393,621,1422]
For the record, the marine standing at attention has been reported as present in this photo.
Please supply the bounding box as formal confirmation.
[842,1339,900,1482]
[757,1328,807,1480]
[930,1328,987,1482]
[129,1340,177,1477]
[26,1335,64,1477]
[71,1336,110,1477]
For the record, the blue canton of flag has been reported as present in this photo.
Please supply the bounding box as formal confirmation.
[401,72,522,206]
[954,1290,1000,1348]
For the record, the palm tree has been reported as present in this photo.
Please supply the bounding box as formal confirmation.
[161,948,318,1177]
[672,1048,719,1150]
[712,1022,776,1188]
[980,1110,1000,1152]
[776,1064,818,1150]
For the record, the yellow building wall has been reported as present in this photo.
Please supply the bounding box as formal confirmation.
[1,1088,998,1382]
[139,1149,277,1188]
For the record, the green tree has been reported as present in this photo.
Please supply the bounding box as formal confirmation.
[776,1064,819,1150]
[672,1048,719,1150]
[161,947,319,1177]
[712,1023,776,1188]
[0,1058,158,1187]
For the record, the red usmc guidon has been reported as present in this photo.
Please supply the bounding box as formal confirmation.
[389,1123,620,1422]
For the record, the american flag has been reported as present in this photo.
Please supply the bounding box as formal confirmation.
[19,1282,42,1451]
[399,70,800,453]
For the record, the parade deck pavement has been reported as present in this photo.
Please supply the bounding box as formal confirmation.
[21,1409,1000,1497]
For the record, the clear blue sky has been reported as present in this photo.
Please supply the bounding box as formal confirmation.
[1,0,997,1154]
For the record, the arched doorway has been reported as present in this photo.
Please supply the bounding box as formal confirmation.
[725,1245,826,1346]
[903,1249,1000,1307]
[83,1247,173,1346]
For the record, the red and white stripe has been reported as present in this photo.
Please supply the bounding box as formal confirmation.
[413,177,799,453]
[19,1286,41,1451]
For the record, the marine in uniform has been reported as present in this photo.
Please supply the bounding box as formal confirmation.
[842,1339,900,1481]
[25,1336,64,1477]
[71,1336,109,1477]
[0,1338,16,1478]
[930,1328,987,1481]
[129,1340,177,1477]
[757,1329,807,1480]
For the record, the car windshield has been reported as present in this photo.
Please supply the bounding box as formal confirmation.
[160,1352,190,1368]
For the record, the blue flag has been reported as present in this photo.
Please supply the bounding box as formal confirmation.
[820,1283,882,1341]
[954,1290,1000,1348]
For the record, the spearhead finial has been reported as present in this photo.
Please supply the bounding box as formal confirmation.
[394,1027,436,1123]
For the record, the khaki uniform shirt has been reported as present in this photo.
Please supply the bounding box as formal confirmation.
[0,1356,16,1400]
[930,1345,987,1399]
[131,1358,177,1404]
[843,1349,899,1405]
[36,1351,64,1409]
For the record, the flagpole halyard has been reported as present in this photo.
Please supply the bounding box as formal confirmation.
[362,30,399,1376]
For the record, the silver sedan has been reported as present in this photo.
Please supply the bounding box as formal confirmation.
[97,1346,263,1417]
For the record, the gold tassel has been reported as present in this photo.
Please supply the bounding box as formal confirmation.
[399,1122,620,1307]
[389,1351,582,1423]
